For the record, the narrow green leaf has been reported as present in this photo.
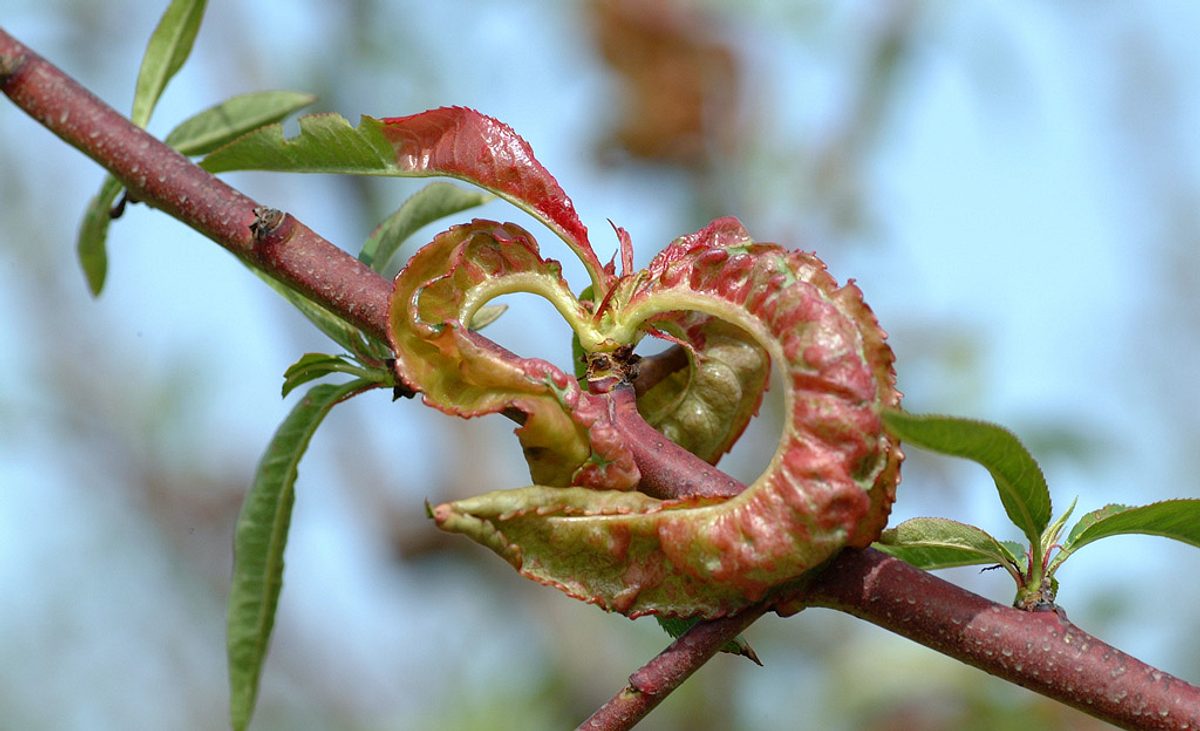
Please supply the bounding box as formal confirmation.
[76,176,124,296]
[359,182,493,271]
[164,91,317,157]
[1057,499,1200,563]
[131,0,207,128]
[1041,495,1078,548]
[281,353,371,398]
[875,517,1023,574]
[882,411,1052,549]
[227,379,372,731]
[252,268,388,361]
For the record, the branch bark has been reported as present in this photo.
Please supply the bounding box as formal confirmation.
[3,26,1198,731]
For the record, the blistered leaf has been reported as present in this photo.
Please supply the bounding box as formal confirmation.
[202,108,610,292]
[637,316,768,464]
[227,379,372,731]
[1050,499,1200,573]
[359,182,493,272]
[164,90,316,156]
[389,220,636,489]
[875,517,1022,576]
[882,411,1051,551]
[431,217,902,618]
[76,176,124,295]
[131,0,207,128]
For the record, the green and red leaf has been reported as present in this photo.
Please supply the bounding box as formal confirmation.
[388,219,636,489]
[378,108,608,291]
[425,217,902,618]
[202,107,611,293]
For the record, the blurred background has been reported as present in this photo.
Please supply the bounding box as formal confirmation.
[3,1,1199,728]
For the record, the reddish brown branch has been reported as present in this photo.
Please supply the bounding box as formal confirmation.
[4,26,1198,731]
[0,29,393,343]
[579,605,769,730]
[803,548,1200,731]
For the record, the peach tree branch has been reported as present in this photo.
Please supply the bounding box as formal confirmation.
[2,26,1197,731]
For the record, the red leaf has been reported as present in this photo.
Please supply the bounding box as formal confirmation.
[378,107,608,289]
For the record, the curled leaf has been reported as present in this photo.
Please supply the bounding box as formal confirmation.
[636,315,768,464]
[429,218,901,618]
[388,219,637,489]
[378,108,608,291]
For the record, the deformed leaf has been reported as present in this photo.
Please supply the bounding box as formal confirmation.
[359,182,493,272]
[1054,499,1200,568]
[202,107,611,292]
[389,219,634,489]
[76,175,124,295]
[164,90,317,156]
[882,411,1051,550]
[875,517,1022,575]
[227,379,372,731]
[377,108,606,289]
[131,0,207,128]
[636,316,768,464]
[430,218,903,618]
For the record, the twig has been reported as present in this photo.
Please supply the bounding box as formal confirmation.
[579,605,769,730]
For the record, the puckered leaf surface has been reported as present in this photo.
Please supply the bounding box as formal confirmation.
[389,219,637,489]
[427,217,902,618]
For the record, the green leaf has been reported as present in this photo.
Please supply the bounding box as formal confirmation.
[201,108,612,293]
[252,268,388,361]
[131,0,207,128]
[359,182,493,271]
[655,616,760,665]
[468,303,507,331]
[875,517,1023,576]
[164,91,317,157]
[281,353,379,398]
[227,379,372,731]
[76,176,124,296]
[1052,499,1200,571]
[882,411,1052,550]
[201,113,395,174]
[1041,495,1077,548]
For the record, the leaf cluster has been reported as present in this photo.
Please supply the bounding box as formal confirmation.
[876,412,1200,610]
